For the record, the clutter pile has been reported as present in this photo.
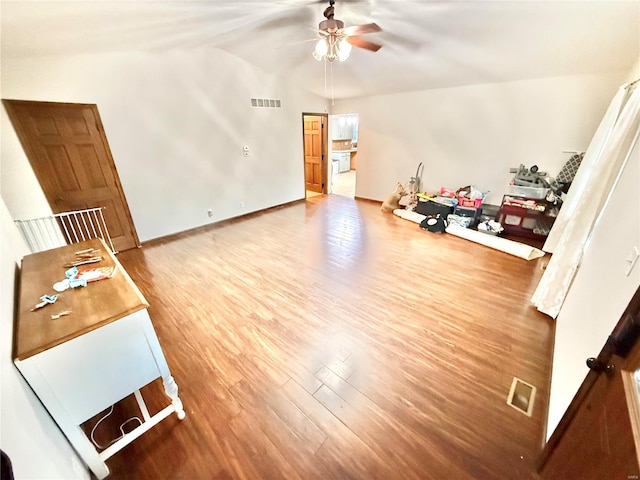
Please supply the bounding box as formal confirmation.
[496,163,564,239]
[382,160,587,260]
[384,157,579,244]
[380,162,494,234]
[412,185,489,234]
[477,220,504,236]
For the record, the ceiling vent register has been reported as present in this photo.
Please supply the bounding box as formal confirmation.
[250,98,281,108]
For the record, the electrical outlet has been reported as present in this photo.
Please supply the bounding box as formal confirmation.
[240,202,245,208]
[207,209,213,218]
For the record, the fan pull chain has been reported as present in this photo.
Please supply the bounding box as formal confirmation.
[324,58,328,98]
[331,61,335,106]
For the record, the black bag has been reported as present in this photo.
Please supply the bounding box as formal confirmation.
[420,214,447,233]
[415,199,454,218]
[454,206,482,228]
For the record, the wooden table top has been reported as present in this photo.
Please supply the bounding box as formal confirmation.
[14,238,149,360]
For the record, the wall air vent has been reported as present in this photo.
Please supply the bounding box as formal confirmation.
[250,98,282,108]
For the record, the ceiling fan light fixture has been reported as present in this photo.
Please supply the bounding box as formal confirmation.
[312,0,381,63]
[338,39,351,61]
[314,38,329,57]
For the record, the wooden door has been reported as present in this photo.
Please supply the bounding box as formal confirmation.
[3,100,139,252]
[303,114,327,194]
[539,286,640,479]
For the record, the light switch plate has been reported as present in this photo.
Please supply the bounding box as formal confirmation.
[625,246,639,277]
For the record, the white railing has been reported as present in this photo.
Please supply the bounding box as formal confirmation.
[14,207,116,254]
[14,215,66,253]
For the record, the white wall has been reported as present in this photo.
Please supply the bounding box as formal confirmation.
[332,72,627,204]
[0,197,89,479]
[1,48,326,241]
[627,56,640,82]
[545,85,640,438]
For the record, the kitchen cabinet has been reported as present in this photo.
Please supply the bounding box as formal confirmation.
[332,151,351,173]
[331,121,354,141]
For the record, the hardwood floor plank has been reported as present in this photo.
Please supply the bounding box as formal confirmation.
[262,390,328,454]
[315,364,458,479]
[283,358,323,395]
[228,380,328,477]
[227,409,304,480]
[284,380,400,479]
[280,377,369,451]
[103,195,554,479]
[313,384,359,426]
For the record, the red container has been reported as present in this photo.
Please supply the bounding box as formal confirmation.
[457,196,483,208]
[439,187,457,198]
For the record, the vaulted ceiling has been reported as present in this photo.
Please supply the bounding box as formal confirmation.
[1,0,639,99]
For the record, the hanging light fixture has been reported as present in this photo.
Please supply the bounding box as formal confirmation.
[311,0,382,63]
[314,38,329,58]
[312,0,351,62]
[312,35,351,62]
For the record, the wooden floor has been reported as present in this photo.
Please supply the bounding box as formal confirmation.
[103,195,555,479]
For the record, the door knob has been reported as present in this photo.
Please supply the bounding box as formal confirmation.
[586,357,614,374]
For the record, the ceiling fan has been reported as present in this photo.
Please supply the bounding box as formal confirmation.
[313,0,382,62]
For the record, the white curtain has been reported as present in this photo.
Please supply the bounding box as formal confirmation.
[532,83,640,318]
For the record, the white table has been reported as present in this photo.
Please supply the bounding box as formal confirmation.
[13,239,185,479]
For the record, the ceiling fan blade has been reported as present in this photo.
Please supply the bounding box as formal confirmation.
[342,22,382,36]
[277,37,324,49]
[346,36,382,52]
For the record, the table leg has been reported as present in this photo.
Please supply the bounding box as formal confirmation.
[163,375,186,420]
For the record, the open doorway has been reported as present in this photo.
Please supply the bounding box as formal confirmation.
[330,113,358,197]
[302,113,328,198]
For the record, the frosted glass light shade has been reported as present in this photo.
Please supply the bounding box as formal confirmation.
[315,39,329,56]
[338,39,351,61]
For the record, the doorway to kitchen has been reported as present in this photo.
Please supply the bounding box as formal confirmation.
[330,113,358,198]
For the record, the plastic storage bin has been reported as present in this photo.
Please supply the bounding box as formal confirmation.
[457,196,483,208]
[507,185,549,199]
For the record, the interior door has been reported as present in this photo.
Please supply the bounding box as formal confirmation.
[3,100,139,252]
[539,286,640,479]
[303,114,327,194]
